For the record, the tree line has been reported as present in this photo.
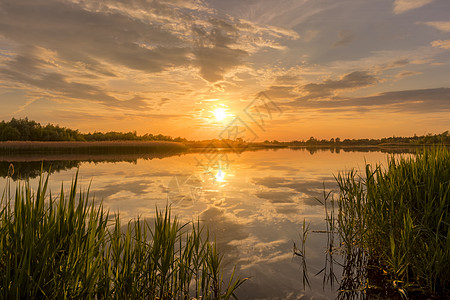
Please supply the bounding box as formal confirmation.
[1,118,448,145]
[0,118,186,142]
[264,131,450,146]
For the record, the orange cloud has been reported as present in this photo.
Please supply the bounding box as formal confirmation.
[431,39,450,50]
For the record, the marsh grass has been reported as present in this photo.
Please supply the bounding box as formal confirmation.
[327,146,450,298]
[0,172,246,299]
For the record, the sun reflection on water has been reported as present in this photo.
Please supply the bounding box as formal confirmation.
[215,168,226,182]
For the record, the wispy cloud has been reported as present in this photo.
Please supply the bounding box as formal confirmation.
[0,0,296,104]
[12,98,36,115]
[288,87,450,114]
[299,71,378,100]
[0,49,150,110]
[395,70,422,79]
[431,39,450,49]
[333,30,356,48]
[393,0,433,14]
[424,21,450,32]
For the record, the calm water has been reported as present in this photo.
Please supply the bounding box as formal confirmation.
[0,148,408,299]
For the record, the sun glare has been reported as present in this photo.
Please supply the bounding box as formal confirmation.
[213,108,227,121]
[215,168,226,182]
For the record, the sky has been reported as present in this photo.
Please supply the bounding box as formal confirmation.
[0,0,449,141]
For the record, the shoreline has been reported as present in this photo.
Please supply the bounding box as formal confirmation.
[0,141,188,155]
[1,140,446,158]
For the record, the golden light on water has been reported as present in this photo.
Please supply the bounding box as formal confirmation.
[215,168,226,182]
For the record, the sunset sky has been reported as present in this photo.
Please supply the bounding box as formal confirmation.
[1,0,449,141]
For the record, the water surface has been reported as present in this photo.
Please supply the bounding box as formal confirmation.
[0,148,408,299]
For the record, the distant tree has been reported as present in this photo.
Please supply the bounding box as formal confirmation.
[173,137,187,142]
[306,136,316,145]
[0,125,21,140]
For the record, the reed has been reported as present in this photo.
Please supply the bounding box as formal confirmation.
[0,172,246,299]
[293,218,311,290]
[332,146,449,298]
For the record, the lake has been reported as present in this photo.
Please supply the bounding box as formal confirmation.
[0,148,410,299]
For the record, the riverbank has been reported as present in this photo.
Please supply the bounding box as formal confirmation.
[0,141,188,154]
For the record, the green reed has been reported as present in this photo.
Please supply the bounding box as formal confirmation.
[0,172,246,299]
[293,218,311,290]
[333,146,449,297]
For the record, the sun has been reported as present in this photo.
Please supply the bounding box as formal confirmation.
[213,108,227,121]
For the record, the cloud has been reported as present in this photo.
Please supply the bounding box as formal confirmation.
[200,206,249,248]
[431,39,450,49]
[333,30,355,48]
[393,0,433,14]
[376,59,410,71]
[423,21,450,32]
[252,176,337,206]
[192,20,248,82]
[0,0,297,94]
[95,180,152,199]
[0,0,190,73]
[0,48,150,109]
[262,85,298,99]
[190,17,298,82]
[288,87,450,114]
[395,70,422,78]
[13,98,37,115]
[274,75,301,85]
[255,191,296,203]
[299,71,378,100]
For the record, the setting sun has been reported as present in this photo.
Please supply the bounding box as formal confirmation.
[212,108,227,121]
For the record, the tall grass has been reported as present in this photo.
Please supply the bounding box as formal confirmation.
[0,173,246,299]
[332,147,449,298]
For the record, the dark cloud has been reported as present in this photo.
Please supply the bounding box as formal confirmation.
[252,177,287,188]
[0,0,294,104]
[333,30,355,48]
[0,0,194,107]
[200,206,249,260]
[265,71,377,102]
[1,50,150,109]
[252,176,336,190]
[300,71,378,100]
[192,19,248,82]
[255,191,296,203]
[94,180,153,199]
[262,85,298,99]
[252,176,337,206]
[274,75,300,85]
[388,59,409,68]
[376,59,410,72]
[395,70,421,78]
[288,87,450,113]
[0,0,189,73]
[274,205,301,215]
